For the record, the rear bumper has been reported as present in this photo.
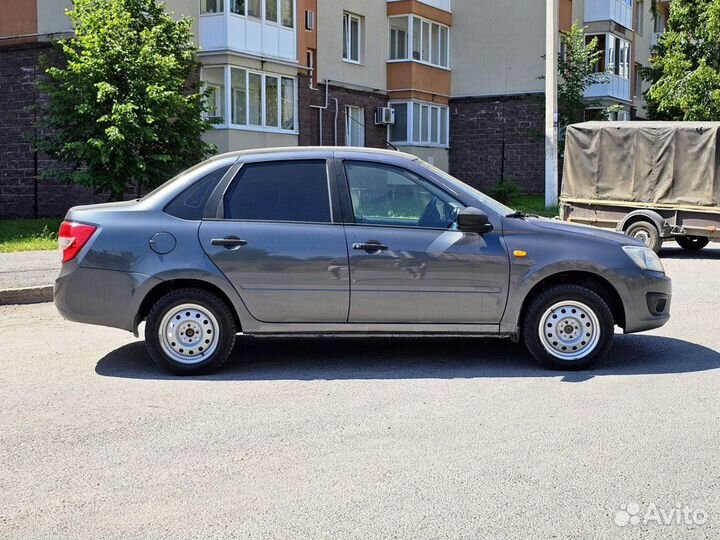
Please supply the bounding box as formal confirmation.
[602,266,672,333]
[54,262,161,332]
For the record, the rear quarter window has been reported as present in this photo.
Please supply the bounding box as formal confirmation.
[164,165,231,220]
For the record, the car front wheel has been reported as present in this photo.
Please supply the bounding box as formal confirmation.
[522,285,614,371]
[145,288,237,375]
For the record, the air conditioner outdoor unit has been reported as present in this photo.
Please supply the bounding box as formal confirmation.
[374,107,395,125]
[305,10,315,30]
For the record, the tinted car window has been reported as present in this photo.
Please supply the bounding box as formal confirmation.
[164,165,231,220]
[344,160,462,229]
[224,160,331,223]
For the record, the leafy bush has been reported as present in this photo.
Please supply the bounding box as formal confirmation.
[488,177,525,205]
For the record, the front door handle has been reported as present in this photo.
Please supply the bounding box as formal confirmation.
[353,241,389,253]
[211,236,247,249]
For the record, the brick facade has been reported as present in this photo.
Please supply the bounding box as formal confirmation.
[449,93,545,194]
[298,75,389,148]
[0,43,106,219]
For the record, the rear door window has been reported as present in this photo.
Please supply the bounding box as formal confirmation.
[224,160,331,223]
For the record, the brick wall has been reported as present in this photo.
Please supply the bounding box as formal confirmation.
[0,43,106,219]
[298,75,389,148]
[449,93,545,194]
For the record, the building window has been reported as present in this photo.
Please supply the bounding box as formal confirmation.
[343,12,362,63]
[389,17,408,60]
[281,0,293,27]
[306,48,316,87]
[634,0,644,35]
[202,66,296,132]
[389,15,449,68]
[345,106,365,147]
[594,34,631,79]
[389,101,449,147]
[247,0,260,17]
[634,62,643,97]
[201,0,224,14]
[265,0,277,22]
[230,0,244,15]
[207,0,291,26]
[231,67,247,124]
[202,67,225,123]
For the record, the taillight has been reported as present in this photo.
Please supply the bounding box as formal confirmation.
[58,221,97,262]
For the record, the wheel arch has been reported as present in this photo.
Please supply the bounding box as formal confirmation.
[134,278,241,335]
[518,270,626,332]
[618,210,667,236]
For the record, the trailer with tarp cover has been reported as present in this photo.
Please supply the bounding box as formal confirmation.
[561,121,720,252]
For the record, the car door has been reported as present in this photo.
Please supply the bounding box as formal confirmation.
[198,159,349,323]
[340,159,509,324]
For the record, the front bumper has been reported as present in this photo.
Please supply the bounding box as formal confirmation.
[602,266,672,333]
[54,261,161,332]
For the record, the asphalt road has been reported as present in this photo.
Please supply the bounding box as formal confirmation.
[1,246,719,540]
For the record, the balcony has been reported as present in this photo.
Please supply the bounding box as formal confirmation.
[387,0,452,13]
[199,12,296,61]
[584,0,633,30]
[585,74,631,101]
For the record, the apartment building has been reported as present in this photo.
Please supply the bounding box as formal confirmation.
[0,0,665,218]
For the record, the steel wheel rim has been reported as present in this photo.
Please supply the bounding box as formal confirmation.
[632,229,651,245]
[538,300,601,361]
[158,303,220,365]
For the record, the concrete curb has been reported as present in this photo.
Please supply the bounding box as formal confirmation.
[0,286,53,305]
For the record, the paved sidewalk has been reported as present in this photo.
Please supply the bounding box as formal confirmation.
[0,250,58,304]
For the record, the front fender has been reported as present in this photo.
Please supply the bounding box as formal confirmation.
[500,258,614,336]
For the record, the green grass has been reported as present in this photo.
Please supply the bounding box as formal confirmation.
[510,195,559,218]
[0,218,62,253]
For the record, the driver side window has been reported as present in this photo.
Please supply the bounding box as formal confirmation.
[343,161,462,229]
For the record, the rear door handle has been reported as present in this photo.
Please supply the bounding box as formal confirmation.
[353,241,389,253]
[211,236,247,249]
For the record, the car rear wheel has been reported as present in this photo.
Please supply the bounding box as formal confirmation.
[676,235,709,251]
[625,221,661,253]
[522,285,614,371]
[145,288,237,375]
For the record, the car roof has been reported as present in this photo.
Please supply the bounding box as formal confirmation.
[214,146,420,162]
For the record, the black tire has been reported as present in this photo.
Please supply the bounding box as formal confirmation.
[145,288,237,375]
[676,235,709,252]
[625,220,661,253]
[522,285,614,371]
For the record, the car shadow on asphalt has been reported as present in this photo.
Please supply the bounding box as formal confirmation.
[660,246,720,260]
[95,333,720,383]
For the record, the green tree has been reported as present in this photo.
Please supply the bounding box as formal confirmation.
[646,0,720,120]
[37,0,215,200]
[557,22,609,133]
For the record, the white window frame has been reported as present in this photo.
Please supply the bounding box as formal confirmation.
[201,65,298,134]
[388,100,449,148]
[600,33,631,80]
[387,15,450,69]
[343,12,362,64]
[200,0,295,29]
[345,106,365,147]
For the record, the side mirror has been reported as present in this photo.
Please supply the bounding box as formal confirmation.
[457,207,494,234]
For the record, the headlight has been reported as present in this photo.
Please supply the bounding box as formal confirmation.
[622,246,665,273]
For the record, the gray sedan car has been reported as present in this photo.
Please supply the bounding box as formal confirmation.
[54,147,671,374]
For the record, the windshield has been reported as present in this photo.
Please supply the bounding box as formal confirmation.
[418,161,515,216]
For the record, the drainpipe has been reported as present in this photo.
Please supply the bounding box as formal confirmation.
[309,79,331,145]
[332,97,339,146]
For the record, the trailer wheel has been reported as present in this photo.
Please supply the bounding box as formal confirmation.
[625,220,661,253]
[676,235,710,252]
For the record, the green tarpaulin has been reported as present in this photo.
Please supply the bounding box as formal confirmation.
[562,121,720,208]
